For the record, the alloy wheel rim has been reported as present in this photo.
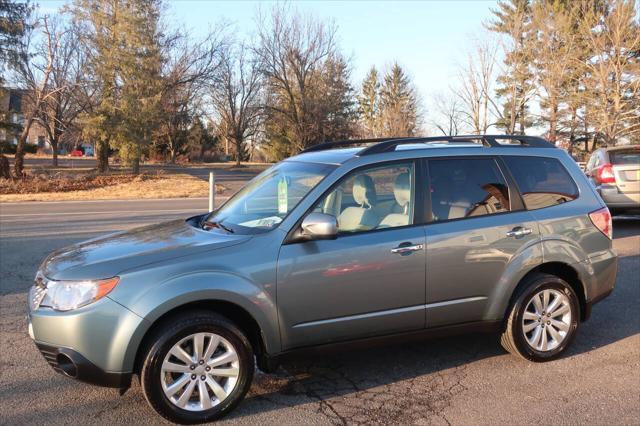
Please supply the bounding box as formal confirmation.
[160,332,240,411]
[522,289,572,352]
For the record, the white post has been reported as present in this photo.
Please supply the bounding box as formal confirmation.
[209,171,215,212]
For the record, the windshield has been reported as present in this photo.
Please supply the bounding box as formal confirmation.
[204,161,336,234]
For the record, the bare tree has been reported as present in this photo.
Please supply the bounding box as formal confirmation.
[157,29,224,163]
[580,0,640,145]
[254,4,337,153]
[13,15,61,177]
[211,42,263,166]
[430,92,465,136]
[35,19,88,166]
[455,39,498,134]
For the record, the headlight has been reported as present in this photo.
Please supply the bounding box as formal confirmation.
[32,275,120,311]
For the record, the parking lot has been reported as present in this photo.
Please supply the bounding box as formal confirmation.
[0,199,638,425]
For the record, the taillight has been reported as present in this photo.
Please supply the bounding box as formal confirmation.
[589,207,612,239]
[596,163,616,184]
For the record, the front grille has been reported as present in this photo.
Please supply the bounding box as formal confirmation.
[36,343,62,373]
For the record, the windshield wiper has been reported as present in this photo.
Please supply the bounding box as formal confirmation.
[202,219,234,233]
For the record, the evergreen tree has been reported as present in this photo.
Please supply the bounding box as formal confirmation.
[557,1,596,152]
[187,116,216,161]
[314,55,356,142]
[358,66,381,137]
[530,0,578,143]
[72,0,164,173]
[0,0,31,85]
[0,0,31,143]
[379,62,418,137]
[487,0,536,134]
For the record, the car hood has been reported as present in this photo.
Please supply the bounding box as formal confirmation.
[41,219,251,281]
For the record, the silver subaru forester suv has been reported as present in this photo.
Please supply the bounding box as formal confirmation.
[28,135,617,424]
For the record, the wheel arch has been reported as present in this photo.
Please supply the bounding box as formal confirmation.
[132,299,268,377]
[504,262,587,326]
[113,270,281,377]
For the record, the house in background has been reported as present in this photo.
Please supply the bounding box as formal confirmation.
[0,87,51,151]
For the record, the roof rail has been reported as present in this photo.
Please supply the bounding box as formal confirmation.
[358,134,555,156]
[298,135,555,156]
[299,137,413,154]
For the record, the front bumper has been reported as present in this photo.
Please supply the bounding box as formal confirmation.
[34,342,131,388]
[28,295,147,385]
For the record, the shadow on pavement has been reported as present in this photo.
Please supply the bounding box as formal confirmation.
[235,221,639,421]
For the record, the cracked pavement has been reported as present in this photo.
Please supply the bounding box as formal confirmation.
[1,199,638,425]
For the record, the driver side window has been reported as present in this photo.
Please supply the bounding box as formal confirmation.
[313,163,415,233]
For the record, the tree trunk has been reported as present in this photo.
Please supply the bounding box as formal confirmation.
[51,138,59,167]
[168,135,176,164]
[14,116,36,177]
[132,157,140,175]
[0,154,11,179]
[96,140,109,173]
[235,136,242,166]
[567,107,577,156]
[518,102,526,134]
[548,99,558,144]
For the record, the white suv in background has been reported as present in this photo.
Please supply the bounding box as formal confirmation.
[585,146,640,215]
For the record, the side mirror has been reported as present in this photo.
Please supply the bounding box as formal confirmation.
[300,212,338,241]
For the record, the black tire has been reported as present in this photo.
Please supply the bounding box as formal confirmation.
[501,273,580,362]
[140,310,254,424]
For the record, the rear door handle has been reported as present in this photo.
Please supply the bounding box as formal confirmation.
[506,227,532,238]
[391,243,424,254]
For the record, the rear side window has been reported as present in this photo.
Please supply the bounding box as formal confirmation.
[428,158,511,222]
[609,149,640,165]
[503,156,578,210]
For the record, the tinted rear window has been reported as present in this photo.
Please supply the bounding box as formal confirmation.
[503,156,578,210]
[429,158,511,222]
[609,149,640,165]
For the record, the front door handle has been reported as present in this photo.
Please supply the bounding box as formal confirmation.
[506,227,533,238]
[391,243,424,254]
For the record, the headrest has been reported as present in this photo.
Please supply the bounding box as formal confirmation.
[394,173,411,207]
[352,174,377,208]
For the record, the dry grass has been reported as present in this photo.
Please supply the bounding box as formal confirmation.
[0,173,224,202]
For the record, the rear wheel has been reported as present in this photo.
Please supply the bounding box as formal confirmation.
[140,311,254,424]
[501,274,580,362]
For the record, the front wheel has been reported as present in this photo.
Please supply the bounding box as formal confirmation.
[140,311,254,424]
[501,274,580,362]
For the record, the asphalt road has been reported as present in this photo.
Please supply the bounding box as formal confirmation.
[0,200,639,425]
